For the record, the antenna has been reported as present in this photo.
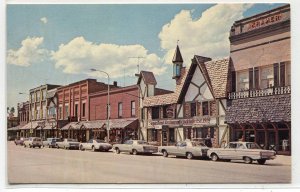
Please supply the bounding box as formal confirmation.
[128,56,145,74]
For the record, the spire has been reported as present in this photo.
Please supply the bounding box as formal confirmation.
[172,45,183,63]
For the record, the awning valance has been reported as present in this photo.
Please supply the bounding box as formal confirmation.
[7,125,21,131]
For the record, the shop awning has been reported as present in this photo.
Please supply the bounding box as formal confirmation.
[81,120,106,129]
[7,125,21,131]
[19,121,39,130]
[61,122,84,130]
[226,94,291,124]
[109,118,138,129]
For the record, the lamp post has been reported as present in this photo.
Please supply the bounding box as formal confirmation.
[90,69,110,143]
[19,92,33,137]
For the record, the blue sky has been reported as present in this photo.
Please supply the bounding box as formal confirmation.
[7,3,286,112]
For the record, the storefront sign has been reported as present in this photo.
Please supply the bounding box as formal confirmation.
[244,13,287,33]
[150,116,211,127]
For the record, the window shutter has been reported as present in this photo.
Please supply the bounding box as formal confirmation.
[274,63,279,87]
[254,67,259,89]
[231,71,236,92]
[280,62,285,87]
[249,68,254,90]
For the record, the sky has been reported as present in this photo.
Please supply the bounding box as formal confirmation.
[6,3,287,112]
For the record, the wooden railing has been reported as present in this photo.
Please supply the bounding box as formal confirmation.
[228,86,291,99]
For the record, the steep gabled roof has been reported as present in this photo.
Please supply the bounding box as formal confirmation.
[205,58,230,98]
[137,71,157,85]
[143,67,188,107]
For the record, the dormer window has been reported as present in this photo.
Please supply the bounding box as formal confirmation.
[173,63,181,78]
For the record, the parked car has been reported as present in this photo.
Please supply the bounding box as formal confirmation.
[113,140,158,155]
[207,142,276,165]
[158,140,209,160]
[23,137,43,148]
[56,138,80,150]
[79,139,112,152]
[14,137,28,146]
[42,138,62,148]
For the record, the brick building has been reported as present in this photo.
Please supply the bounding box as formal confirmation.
[226,4,291,154]
[19,84,61,138]
[16,101,30,137]
[58,79,118,142]
[139,46,230,146]
[88,84,139,143]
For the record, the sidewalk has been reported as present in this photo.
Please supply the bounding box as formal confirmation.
[273,155,291,166]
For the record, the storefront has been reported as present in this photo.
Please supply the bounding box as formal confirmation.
[226,94,291,155]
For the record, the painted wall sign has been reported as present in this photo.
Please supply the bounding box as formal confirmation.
[150,116,212,127]
[246,13,283,31]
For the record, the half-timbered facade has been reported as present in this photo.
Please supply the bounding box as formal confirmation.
[139,45,230,146]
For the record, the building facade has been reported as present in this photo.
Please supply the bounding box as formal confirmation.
[88,84,139,143]
[226,4,291,155]
[58,79,118,142]
[19,84,61,138]
[17,101,30,137]
[139,46,230,147]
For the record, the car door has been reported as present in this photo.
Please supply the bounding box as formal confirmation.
[176,142,187,157]
[235,143,247,160]
[87,139,93,150]
[221,143,237,159]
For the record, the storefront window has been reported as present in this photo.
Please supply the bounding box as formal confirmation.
[237,70,249,91]
[286,61,291,86]
[260,65,274,89]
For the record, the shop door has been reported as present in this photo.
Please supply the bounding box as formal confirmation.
[162,128,168,146]
[256,131,265,149]
[268,131,276,151]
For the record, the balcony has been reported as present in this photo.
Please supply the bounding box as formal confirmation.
[228,86,291,99]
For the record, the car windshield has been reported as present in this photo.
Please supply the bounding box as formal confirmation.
[67,139,77,142]
[191,141,206,147]
[246,142,261,149]
[137,140,148,145]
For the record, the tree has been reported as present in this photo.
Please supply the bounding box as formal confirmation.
[7,107,15,118]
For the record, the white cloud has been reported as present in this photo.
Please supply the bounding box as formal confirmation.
[40,17,48,24]
[7,37,49,67]
[51,37,166,78]
[159,4,253,65]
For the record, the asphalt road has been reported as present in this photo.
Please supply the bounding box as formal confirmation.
[7,141,291,184]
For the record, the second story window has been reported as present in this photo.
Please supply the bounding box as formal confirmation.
[152,107,160,119]
[59,106,62,120]
[36,91,40,102]
[260,65,274,89]
[202,101,209,116]
[75,104,78,117]
[286,61,291,86]
[131,101,136,117]
[118,102,123,118]
[163,105,168,118]
[237,70,249,91]
[65,104,69,119]
[191,102,197,117]
[82,103,86,117]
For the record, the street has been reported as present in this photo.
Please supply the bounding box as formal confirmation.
[7,141,291,184]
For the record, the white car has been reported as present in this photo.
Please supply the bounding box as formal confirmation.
[23,137,43,148]
[79,139,112,152]
[113,140,158,155]
[207,142,276,165]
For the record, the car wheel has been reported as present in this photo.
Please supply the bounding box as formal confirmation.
[257,159,266,165]
[39,146,41,148]
[24,144,26,148]
[186,152,193,160]
[92,146,96,152]
[132,149,138,155]
[29,144,32,148]
[211,153,219,161]
[162,150,168,158]
[244,156,253,164]
[56,145,59,149]
[49,145,51,148]
[115,148,120,154]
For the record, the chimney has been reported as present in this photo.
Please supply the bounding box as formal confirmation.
[113,81,118,87]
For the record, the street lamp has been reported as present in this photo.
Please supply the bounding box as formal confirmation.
[90,68,110,143]
[19,92,33,137]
